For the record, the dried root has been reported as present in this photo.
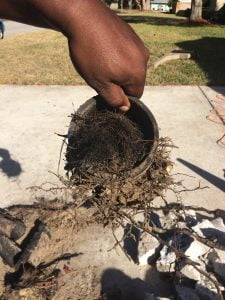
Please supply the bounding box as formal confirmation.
[65,111,149,176]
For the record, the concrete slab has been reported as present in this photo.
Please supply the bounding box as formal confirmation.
[0,85,224,209]
[143,86,225,210]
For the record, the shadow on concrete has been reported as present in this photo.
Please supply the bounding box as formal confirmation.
[0,148,22,177]
[201,227,225,246]
[207,259,225,287]
[100,267,175,299]
[100,265,224,299]
[177,158,225,192]
[158,201,225,226]
[123,224,140,264]
[144,267,175,297]
[207,87,225,96]
[100,268,151,300]
[176,37,225,85]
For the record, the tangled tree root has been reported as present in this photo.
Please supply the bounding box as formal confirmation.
[26,134,224,299]
[65,111,150,176]
[63,136,173,212]
[62,111,172,212]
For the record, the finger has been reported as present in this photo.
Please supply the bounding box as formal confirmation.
[122,82,144,99]
[97,83,131,112]
[122,70,146,99]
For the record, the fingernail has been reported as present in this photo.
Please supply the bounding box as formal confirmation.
[119,106,130,112]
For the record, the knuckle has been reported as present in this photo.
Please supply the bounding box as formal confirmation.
[124,82,144,99]
[134,66,147,82]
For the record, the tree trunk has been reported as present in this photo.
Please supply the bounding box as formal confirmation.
[128,0,133,9]
[119,0,140,9]
[121,0,124,10]
[190,0,202,20]
[140,0,151,10]
[103,0,112,7]
[135,0,141,9]
[210,0,225,11]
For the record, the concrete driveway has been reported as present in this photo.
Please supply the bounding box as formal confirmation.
[2,21,43,38]
[0,85,224,209]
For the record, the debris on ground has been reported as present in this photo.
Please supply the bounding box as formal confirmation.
[138,208,225,300]
[15,219,51,270]
[156,244,176,273]
[0,208,26,240]
[0,234,21,267]
[138,233,160,266]
[1,176,225,299]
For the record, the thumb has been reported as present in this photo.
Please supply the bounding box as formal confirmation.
[97,83,130,112]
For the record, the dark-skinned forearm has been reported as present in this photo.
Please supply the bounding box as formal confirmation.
[0,0,54,29]
[0,0,121,37]
[0,0,92,34]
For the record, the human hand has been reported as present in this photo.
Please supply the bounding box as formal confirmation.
[68,0,149,111]
[0,0,149,112]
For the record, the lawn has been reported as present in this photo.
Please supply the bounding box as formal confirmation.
[0,12,225,85]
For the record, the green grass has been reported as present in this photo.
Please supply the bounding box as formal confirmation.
[0,12,225,85]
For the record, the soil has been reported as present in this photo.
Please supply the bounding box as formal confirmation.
[0,205,152,300]
[0,206,104,300]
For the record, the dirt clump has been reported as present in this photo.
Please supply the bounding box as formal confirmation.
[0,206,101,300]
